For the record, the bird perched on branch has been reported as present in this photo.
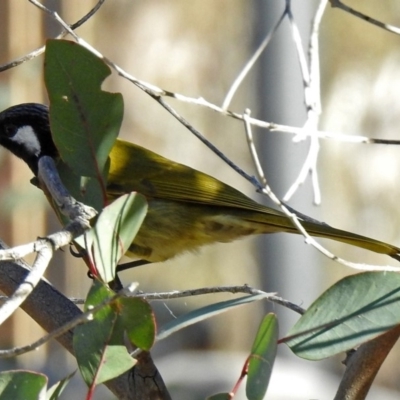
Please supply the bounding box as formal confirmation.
[0,103,399,263]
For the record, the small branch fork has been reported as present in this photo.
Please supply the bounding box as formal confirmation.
[0,157,96,326]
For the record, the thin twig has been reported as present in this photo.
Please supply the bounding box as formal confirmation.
[283,0,328,204]
[0,283,138,358]
[243,109,268,186]
[135,284,305,315]
[0,0,105,72]
[330,0,400,36]
[222,7,287,110]
[0,155,97,324]
[0,242,52,325]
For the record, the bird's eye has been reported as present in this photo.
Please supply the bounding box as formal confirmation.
[3,124,17,138]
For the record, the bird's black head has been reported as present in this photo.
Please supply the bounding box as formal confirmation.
[0,103,58,175]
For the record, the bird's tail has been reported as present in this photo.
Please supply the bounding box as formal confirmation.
[247,207,400,261]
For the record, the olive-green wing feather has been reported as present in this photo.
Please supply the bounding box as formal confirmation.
[107,139,400,260]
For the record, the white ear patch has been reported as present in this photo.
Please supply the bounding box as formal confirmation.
[14,126,41,156]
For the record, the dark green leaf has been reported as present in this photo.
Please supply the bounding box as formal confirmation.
[246,313,278,400]
[285,271,400,360]
[73,281,135,386]
[44,39,123,178]
[118,297,155,351]
[157,294,267,342]
[0,371,47,400]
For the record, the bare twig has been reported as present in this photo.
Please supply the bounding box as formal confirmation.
[330,0,400,36]
[283,0,328,204]
[243,109,268,187]
[38,157,97,223]
[0,155,97,325]
[136,284,305,315]
[0,0,105,72]
[0,282,138,358]
[222,7,287,110]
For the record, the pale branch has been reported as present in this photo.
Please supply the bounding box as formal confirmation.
[221,5,287,110]
[37,156,97,223]
[244,111,399,272]
[0,282,138,358]
[0,239,53,326]
[283,0,327,204]
[0,253,158,399]
[135,285,305,315]
[0,156,97,325]
[243,109,268,187]
[330,0,400,36]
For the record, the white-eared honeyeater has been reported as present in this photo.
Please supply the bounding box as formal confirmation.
[0,103,399,262]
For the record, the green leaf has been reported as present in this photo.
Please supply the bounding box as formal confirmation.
[285,271,400,360]
[246,313,278,400]
[157,294,267,342]
[0,371,47,400]
[78,192,147,282]
[118,297,155,351]
[44,39,124,211]
[73,281,136,386]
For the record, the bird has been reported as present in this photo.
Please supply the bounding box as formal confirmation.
[0,102,399,263]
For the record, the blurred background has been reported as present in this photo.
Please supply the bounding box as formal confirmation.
[1,1,400,399]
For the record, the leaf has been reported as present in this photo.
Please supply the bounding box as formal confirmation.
[157,294,267,342]
[73,281,136,386]
[44,39,123,179]
[118,297,155,351]
[285,271,400,360]
[0,371,47,400]
[44,39,124,210]
[246,313,278,400]
[77,192,147,282]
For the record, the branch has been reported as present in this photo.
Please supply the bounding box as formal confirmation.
[330,0,400,36]
[334,325,400,400]
[0,252,132,398]
[0,283,138,358]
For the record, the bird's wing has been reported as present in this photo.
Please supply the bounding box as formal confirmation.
[107,139,272,213]
[106,139,400,260]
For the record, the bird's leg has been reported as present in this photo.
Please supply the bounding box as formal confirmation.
[116,260,152,273]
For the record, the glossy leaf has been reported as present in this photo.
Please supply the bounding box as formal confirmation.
[246,313,278,400]
[157,294,267,342]
[44,39,123,179]
[285,271,400,360]
[118,297,155,351]
[73,281,136,386]
[78,192,147,282]
[0,371,47,400]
